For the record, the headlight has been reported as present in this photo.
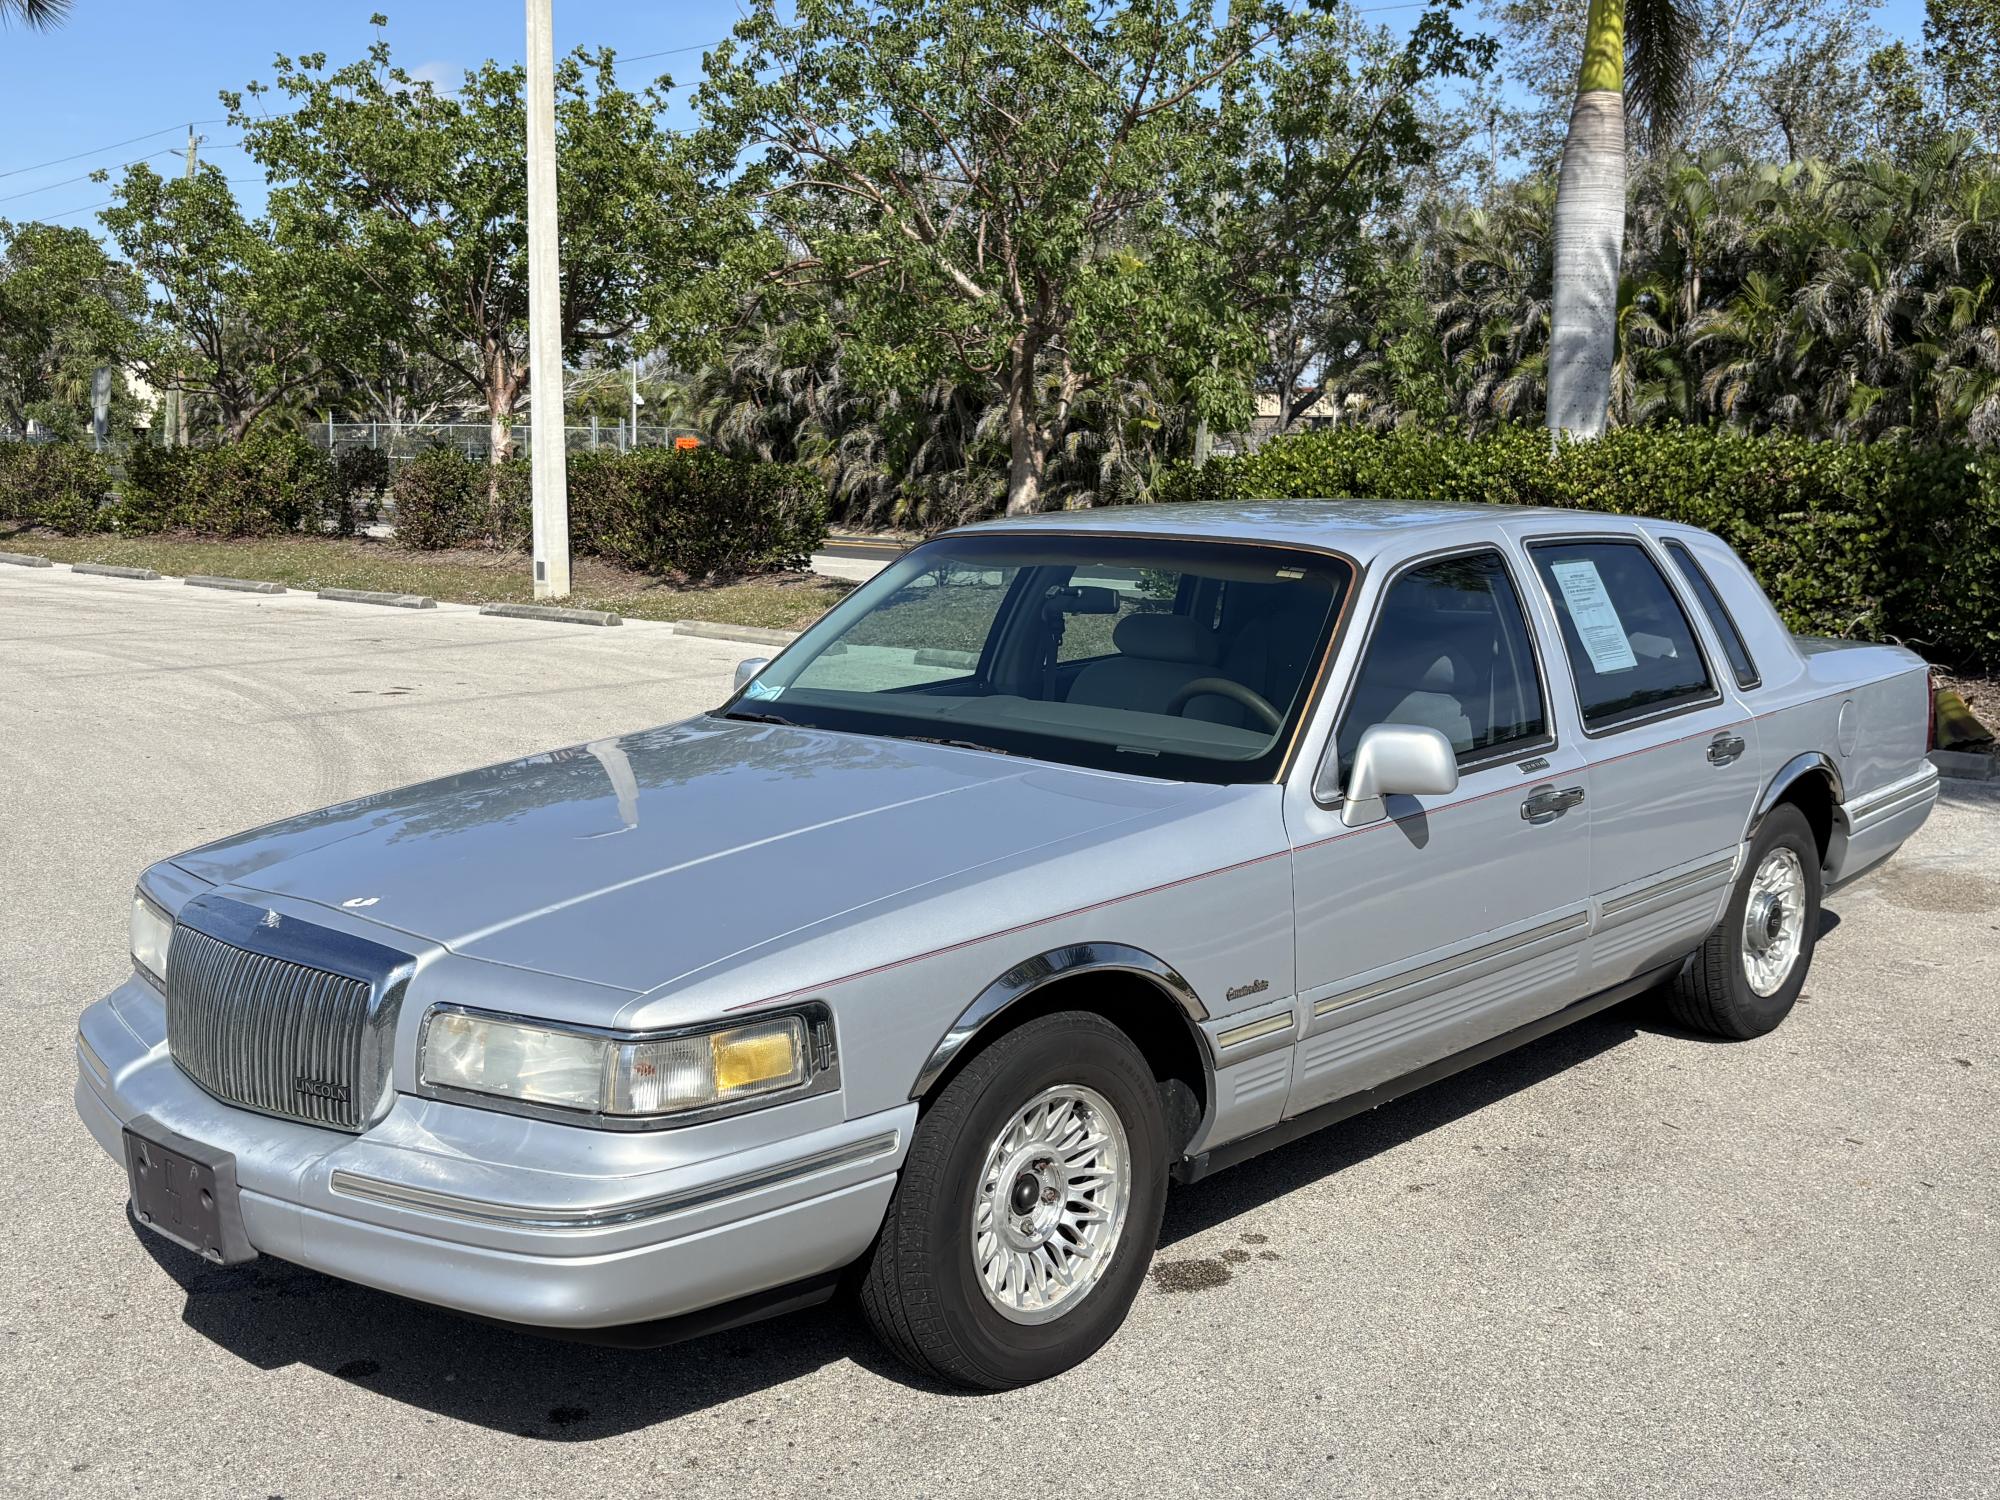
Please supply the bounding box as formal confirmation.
[418,1006,824,1124]
[130,893,173,987]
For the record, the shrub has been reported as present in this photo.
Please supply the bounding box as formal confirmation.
[331,446,392,535]
[388,448,531,550]
[1157,424,2000,669]
[116,431,340,537]
[0,441,115,532]
[567,447,826,577]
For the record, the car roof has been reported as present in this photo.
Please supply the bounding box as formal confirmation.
[948,498,1675,566]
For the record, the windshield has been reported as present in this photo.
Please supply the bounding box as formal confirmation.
[723,532,1352,783]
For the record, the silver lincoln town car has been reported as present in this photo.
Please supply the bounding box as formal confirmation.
[77,500,1941,1388]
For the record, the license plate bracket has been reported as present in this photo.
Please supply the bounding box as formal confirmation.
[123,1115,256,1265]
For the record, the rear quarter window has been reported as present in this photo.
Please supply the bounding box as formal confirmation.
[1662,539,1760,690]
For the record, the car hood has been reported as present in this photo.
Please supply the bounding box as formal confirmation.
[170,715,1218,993]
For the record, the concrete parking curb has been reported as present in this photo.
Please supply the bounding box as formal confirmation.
[71,562,162,580]
[671,619,800,647]
[185,575,287,595]
[0,550,53,567]
[1930,746,1997,781]
[479,602,622,627]
[318,588,437,610]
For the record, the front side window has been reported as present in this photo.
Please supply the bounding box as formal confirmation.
[728,534,1351,784]
[1530,540,1716,731]
[1335,549,1548,781]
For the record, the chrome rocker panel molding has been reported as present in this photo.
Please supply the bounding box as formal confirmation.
[910,941,1211,1100]
[1178,960,1682,1184]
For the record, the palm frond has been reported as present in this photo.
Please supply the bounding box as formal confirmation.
[1623,0,1699,140]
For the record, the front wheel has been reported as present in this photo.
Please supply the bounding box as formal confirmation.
[857,1010,1168,1389]
[1665,802,1822,1039]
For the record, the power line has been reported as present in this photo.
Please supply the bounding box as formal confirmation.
[42,175,265,223]
[0,119,228,181]
[0,148,181,205]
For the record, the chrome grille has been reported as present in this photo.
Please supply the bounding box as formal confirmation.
[164,902,406,1132]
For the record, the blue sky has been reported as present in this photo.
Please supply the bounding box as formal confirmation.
[0,0,1934,236]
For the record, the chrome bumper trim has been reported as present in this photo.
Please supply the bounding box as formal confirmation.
[328,1130,902,1232]
[1845,764,1940,827]
[76,1031,111,1089]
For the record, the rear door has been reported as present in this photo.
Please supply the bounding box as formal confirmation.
[1282,544,1593,1117]
[1520,533,1762,990]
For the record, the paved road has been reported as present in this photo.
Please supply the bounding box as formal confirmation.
[4,565,1996,1500]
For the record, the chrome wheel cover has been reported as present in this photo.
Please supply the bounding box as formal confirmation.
[1741,846,1808,997]
[971,1084,1131,1325]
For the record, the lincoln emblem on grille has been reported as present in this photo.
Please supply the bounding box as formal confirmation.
[295,1076,352,1103]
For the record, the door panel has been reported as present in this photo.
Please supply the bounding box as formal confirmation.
[1522,537,1764,987]
[1284,753,1592,1115]
[1283,546,1592,1118]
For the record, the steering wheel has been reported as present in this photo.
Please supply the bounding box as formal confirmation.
[1164,677,1283,733]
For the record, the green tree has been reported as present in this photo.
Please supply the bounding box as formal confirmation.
[227,17,733,489]
[97,163,334,440]
[1923,0,2000,147]
[702,0,1332,515]
[0,219,144,435]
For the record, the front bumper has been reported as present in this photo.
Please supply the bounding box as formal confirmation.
[76,978,911,1330]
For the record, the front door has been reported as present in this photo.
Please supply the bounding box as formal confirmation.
[1283,545,1593,1118]
[1519,534,1764,990]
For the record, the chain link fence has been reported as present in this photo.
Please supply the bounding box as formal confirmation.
[313,420,706,465]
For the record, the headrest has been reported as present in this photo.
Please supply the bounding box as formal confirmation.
[1114,613,1220,666]
[1417,653,1456,691]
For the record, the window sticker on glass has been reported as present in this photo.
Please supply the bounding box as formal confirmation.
[1549,558,1638,673]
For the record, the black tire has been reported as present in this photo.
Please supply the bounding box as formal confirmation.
[857,1010,1168,1389]
[1665,802,1822,1039]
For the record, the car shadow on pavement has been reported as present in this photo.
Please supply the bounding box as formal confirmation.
[133,957,1835,1434]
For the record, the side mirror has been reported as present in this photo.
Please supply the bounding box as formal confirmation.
[733,657,770,694]
[1336,723,1459,828]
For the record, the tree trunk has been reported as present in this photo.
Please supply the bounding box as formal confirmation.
[1004,333,1043,516]
[1547,87,1626,441]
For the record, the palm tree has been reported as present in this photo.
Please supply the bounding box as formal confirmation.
[0,0,72,27]
[1545,0,1698,440]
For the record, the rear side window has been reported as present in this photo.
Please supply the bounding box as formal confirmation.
[1663,540,1760,689]
[1337,548,1548,777]
[1529,540,1716,731]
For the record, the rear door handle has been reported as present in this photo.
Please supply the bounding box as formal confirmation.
[1707,732,1747,766]
[1520,785,1585,823]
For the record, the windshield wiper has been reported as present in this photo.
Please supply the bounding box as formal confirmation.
[721,709,798,727]
[898,734,1019,758]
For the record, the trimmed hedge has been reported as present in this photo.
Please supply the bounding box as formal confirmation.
[394,447,825,578]
[567,447,825,577]
[0,441,113,532]
[119,431,341,537]
[388,448,530,551]
[1159,424,2000,669]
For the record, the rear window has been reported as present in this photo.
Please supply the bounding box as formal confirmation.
[1663,540,1760,689]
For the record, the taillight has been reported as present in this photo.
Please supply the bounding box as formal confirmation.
[1926,668,1937,750]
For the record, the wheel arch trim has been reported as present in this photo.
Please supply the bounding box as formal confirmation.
[908,942,1212,1102]
[1747,751,1845,843]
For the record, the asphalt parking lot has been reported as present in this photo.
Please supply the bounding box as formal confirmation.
[4,564,1996,1499]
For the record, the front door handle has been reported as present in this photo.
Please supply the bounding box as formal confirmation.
[1707,732,1747,766]
[1520,784,1585,824]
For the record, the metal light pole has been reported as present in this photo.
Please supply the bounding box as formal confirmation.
[525,0,571,599]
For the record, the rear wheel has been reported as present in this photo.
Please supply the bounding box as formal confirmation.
[1665,802,1822,1039]
[857,1010,1168,1389]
